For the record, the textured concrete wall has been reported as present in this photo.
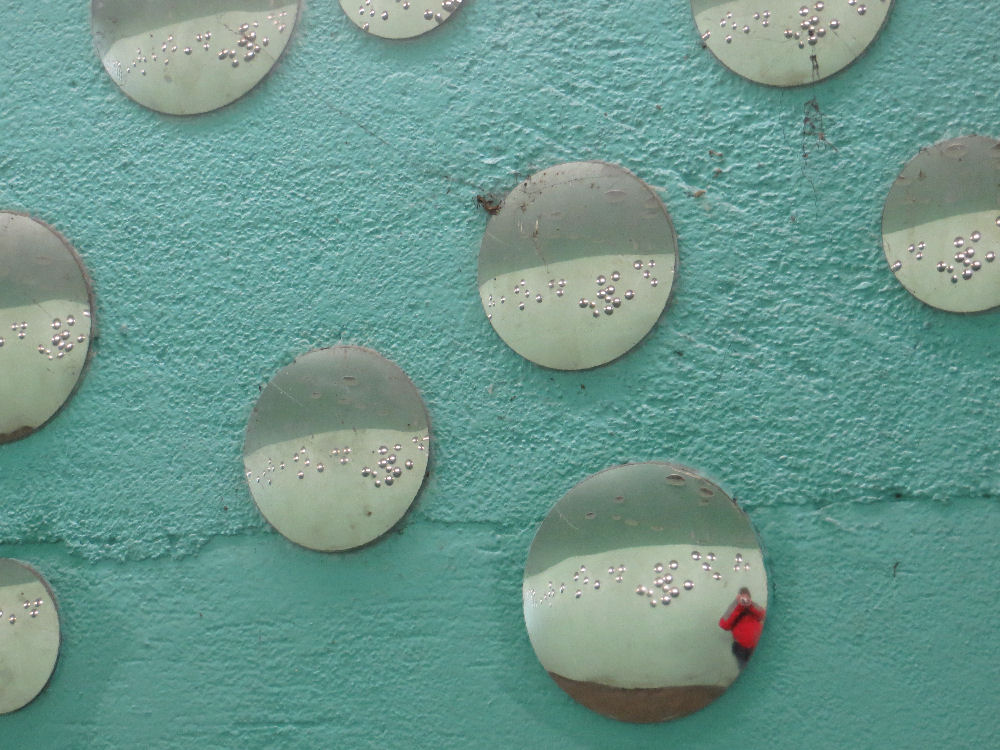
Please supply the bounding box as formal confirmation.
[1,1,997,747]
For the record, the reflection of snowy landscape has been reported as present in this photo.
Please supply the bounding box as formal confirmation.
[97,6,295,115]
[0,301,92,434]
[692,0,893,86]
[480,255,670,369]
[340,0,463,39]
[884,211,1000,312]
[244,429,428,550]
[524,544,767,689]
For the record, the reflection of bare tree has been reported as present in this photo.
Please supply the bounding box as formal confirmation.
[719,588,765,668]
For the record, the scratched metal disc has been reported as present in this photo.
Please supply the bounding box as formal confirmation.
[478,161,677,370]
[0,559,61,714]
[0,212,95,444]
[882,135,1000,313]
[523,463,768,722]
[243,346,431,551]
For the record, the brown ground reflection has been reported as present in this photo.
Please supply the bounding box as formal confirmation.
[548,672,726,723]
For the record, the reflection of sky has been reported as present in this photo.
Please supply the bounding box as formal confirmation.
[92,0,288,43]
[883,137,1000,233]
[0,214,90,310]
[525,464,762,576]
[477,162,675,283]
[524,544,767,689]
[243,348,429,454]
[0,560,39,587]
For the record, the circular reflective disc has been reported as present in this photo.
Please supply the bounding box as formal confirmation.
[339,0,464,39]
[91,0,299,115]
[882,135,1000,313]
[691,0,893,87]
[243,347,430,551]
[0,213,95,444]
[0,559,60,714]
[523,462,768,723]
[478,162,677,370]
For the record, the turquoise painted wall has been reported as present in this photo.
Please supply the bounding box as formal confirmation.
[2,1,998,746]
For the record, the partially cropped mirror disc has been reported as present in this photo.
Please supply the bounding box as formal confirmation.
[882,135,1000,313]
[478,162,677,370]
[691,0,893,87]
[0,559,60,714]
[91,0,299,115]
[243,346,430,551]
[523,463,768,723]
[0,213,95,443]
[339,0,464,39]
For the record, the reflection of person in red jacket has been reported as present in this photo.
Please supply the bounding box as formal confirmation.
[719,587,765,668]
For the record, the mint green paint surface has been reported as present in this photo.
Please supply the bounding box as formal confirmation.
[1,1,997,746]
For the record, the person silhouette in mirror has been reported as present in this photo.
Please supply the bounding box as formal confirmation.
[719,587,765,669]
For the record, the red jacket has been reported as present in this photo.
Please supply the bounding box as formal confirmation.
[719,601,765,649]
